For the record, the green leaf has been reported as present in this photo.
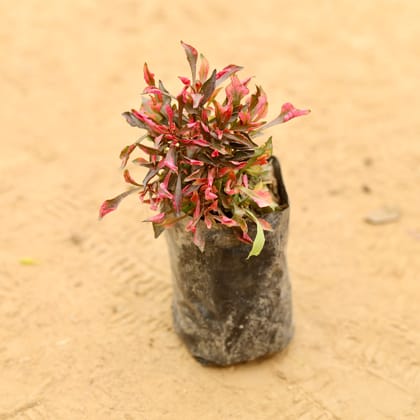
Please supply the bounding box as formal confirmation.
[245,210,266,259]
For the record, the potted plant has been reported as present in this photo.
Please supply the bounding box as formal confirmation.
[100,42,309,366]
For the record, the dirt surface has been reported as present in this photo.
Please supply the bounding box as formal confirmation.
[1,1,419,419]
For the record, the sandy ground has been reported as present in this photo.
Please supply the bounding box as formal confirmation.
[1,1,420,419]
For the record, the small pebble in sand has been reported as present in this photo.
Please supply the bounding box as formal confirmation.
[364,207,401,225]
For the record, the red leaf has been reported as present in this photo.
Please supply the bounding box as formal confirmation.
[178,76,191,85]
[143,63,155,86]
[242,232,253,243]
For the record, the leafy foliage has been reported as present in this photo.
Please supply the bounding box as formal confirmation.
[100,42,309,257]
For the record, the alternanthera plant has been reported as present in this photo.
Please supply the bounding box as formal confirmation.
[100,41,309,257]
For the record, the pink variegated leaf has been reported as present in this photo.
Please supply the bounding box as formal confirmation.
[138,143,161,156]
[198,54,210,83]
[153,134,164,147]
[236,231,253,244]
[200,69,217,105]
[225,185,238,196]
[192,93,204,108]
[122,111,147,129]
[191,138,209,147]
[191,190,201,221]
[204,186,217,201]
[142,167,159,186]
[123,169,141,187]
[145,212,166,223]
[174,173,182,215]
[230,161,247,169]
[181,41,198,84]
[242,173,249,188]
[258,218,273,232]
[253,88,268,121]
[192,178,207,186]
[185,219,196,233]
[240,185,276,209]
[207,167,215,186]
[260,103,310,131]
[183,157,204,166]
[165,104,175,129]
[99,188,140,219]
[239,111,252,126]
[143,63,155,86]
[131,110,167,134]
[178,76,191,85]
[132,157,154,168]
[158,171,174,199]
[226,75,250,104]
[281,102,311,122]
[200,121,210,133]
[204,211,214,229]
[184,168,203,182]
[158,182,173,199]
[143,86,162,98]
[218,167,231,177]
[119,144,137,168]
[214,215,238,227]
[215,64,243,87]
